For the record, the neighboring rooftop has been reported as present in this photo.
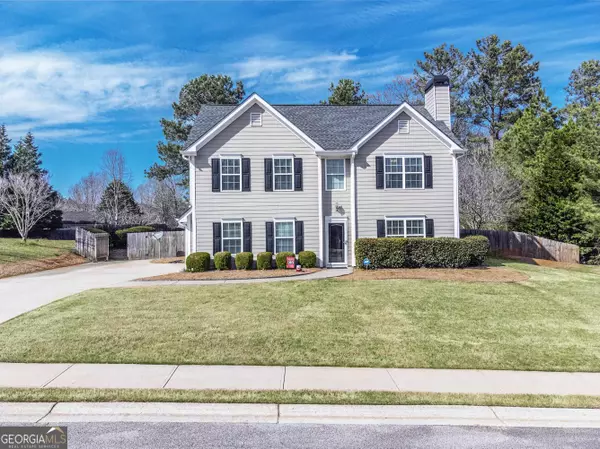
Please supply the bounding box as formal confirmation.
[185,103,461,151]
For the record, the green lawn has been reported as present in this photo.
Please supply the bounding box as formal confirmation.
[2,388,600,409]
[1,259,600,371]
[0,238,75,264]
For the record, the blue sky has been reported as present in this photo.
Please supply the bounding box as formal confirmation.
[1,0,599,195]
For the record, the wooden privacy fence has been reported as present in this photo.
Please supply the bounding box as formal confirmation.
[75,228,109,262]
[461,229,580,264]
[50,228,76,240]
[127,230,185,260]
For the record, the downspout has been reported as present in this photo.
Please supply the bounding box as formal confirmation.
[350,153,357,267]
[453,151,466,238]
[182,153,196,253]
[317,156,324,267]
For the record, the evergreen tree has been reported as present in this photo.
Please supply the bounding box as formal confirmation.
[10,132,46,176]
[321,79,368,105]
[146,74,245,186]
[0,125,11,177]
[466,35,541,141]
[97,180,142,228]
[566,59,600,107]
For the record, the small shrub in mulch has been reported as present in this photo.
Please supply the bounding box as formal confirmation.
[298,251,317,268]
[257,252,273,270]
[275,252,295,269]
[214,251,232,270]
[186,252,210,272]
[235,252,254,270]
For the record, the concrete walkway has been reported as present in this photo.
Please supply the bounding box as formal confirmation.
[4,402,600,427]
[2,363,600,396]
[0,260,182,324]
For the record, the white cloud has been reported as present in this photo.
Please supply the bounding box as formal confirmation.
[0,44,187,130]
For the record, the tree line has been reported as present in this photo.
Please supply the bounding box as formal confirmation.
[146,35,600,262]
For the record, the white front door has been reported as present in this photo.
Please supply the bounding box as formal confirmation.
[326,217,347,267]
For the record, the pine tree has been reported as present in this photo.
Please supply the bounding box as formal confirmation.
[97,180,141,228]
[321,79,368,105]
[0,125,11,177]
[10,132,46,176]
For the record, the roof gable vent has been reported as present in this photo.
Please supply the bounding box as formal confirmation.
[397,119,410,134]
[250,112,262,127]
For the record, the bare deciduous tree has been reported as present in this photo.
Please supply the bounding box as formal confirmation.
[0,174,57,241]
[459,150,521,230]
[368,75,422,105]
[136,177,187,227]
[67,171,105,212]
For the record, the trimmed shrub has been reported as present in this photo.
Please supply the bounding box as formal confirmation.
[276,252,295,269]
[84,227,107,234]
[114,226,155,248]
[186,252,210,272]
[298,251,317,268]
[235,252,254,270]
[355,236,490,269]
[214,251,232,270]
[257,252,273,270]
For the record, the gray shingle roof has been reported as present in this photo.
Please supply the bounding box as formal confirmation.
[184,103,462,151]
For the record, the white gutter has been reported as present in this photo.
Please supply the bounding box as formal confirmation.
[350,153,357,267]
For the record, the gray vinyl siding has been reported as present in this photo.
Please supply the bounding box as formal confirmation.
[425,86,451,128]
[355,111,456,238]
[194,104,320,261]
[322,158,352,264]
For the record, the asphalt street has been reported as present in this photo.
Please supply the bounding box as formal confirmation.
[7,422,600,449]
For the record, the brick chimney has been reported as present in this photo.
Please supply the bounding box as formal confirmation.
[424,75,451,129]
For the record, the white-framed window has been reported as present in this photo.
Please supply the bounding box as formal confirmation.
[273,157,293,191]
[250,112,262,127]
[275,220,295,253]
[325,159,346,191]
[384,155,424,189]
[222,220,242,254]
[385,218,426,238]
[221,157,241,191]
[398,119,410,134]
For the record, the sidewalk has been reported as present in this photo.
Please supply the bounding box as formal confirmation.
[4,402,600,427]
[2,363,600,396]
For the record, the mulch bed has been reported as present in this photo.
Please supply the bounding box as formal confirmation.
[138,268,320,281]
[338,266,529,283]
[150,257,185,264]
[0,253,87,279]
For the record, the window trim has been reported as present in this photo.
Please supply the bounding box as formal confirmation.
[397,119,410,134]
[325,159,347,191]
[274,218,296,254]
[250,112,262,127]
[220,156,242,192]
[221,219,243,255]
[383,154,425,190]
[384,217,426,238]
[272,156,294,192]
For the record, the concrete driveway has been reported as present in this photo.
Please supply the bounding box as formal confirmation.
[0,260,183,324]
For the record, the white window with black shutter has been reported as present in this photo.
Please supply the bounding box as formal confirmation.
[211,156,251,192]
[376,155,432,190]
[264,157,303,192]
[213,220,252,255]
[265,219,304,254]
[377,217,434,238]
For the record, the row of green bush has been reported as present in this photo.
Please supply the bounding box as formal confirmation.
[186,251,318,272]
[355,236,490,268]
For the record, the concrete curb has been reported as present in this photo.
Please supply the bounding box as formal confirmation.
[4,402,600,428]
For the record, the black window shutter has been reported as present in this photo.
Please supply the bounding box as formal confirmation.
[294,158,303,191]
[242,158,251,192]
[212,222,221,254]
[424,156,433,189]
[377,219,386,237]
[264,158,273,192]
[243,222,252,252]
[265,221,274,252]
[375,156,384,189]
[426,219,435,238]
[295,221,304,253]
[211,159,220,192]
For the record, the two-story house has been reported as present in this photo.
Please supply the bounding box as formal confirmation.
[179,75,465,267]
